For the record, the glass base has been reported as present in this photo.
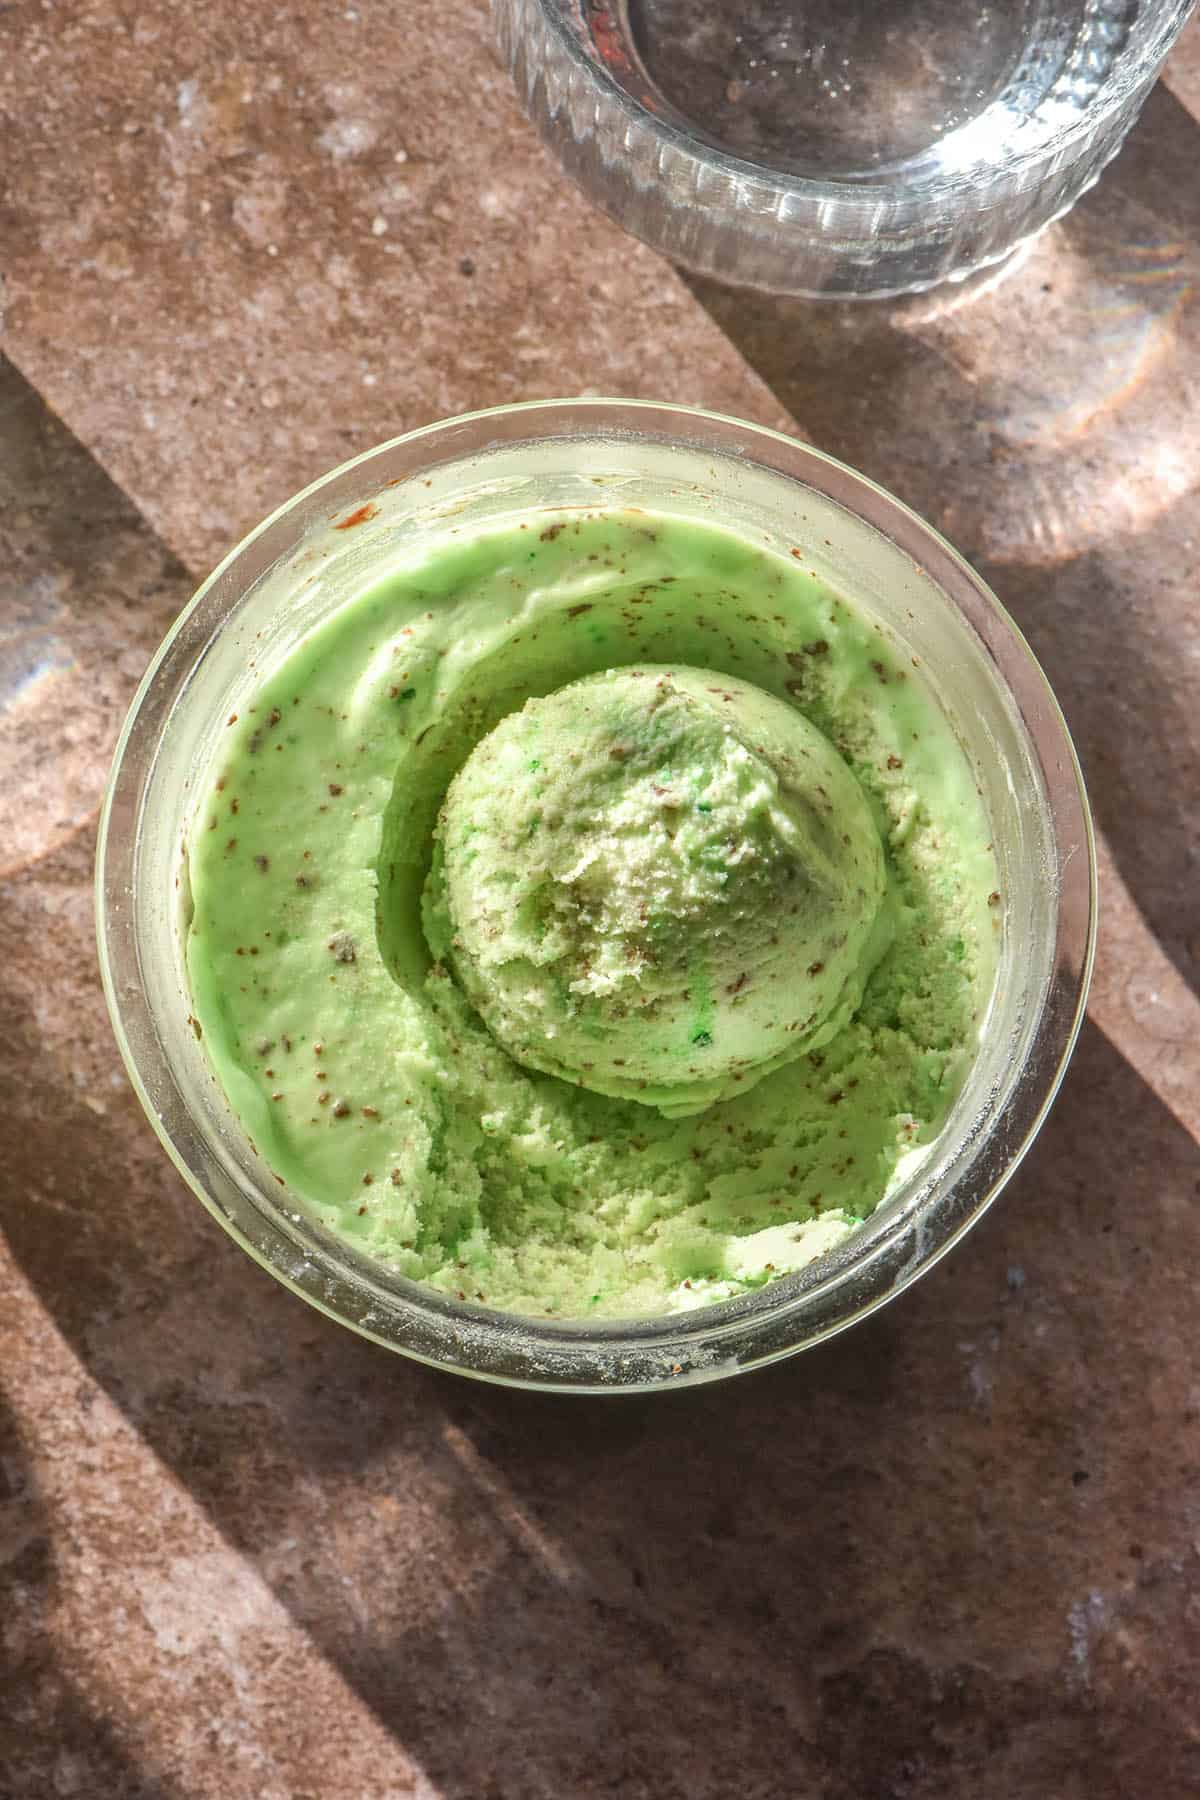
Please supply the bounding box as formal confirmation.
[496,0,1195,296]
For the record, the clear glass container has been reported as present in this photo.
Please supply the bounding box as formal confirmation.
[96,400,1095,1391]
[493,0,1196,297]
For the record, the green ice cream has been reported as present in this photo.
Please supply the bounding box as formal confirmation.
[427,665,889,1115]
[184,507,997,1319]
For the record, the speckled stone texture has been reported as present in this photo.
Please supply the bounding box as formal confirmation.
[2,8,1200,1798]
[0,0,786,577]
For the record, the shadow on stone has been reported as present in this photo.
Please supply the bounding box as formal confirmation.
[0,1392,185,1800]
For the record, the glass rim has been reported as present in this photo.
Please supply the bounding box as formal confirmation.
[96,398,1098,1393]
[524,0,1194,204]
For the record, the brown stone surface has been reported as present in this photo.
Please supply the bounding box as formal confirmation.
[0,0,786,578]
[2,13,1200,1800]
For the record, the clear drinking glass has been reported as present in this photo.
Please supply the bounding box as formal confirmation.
[493,0,1196,296]
[97,401,1095,1392]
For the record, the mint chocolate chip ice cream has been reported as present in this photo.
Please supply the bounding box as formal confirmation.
[183,507,997,1318]
[426,665,890,1115]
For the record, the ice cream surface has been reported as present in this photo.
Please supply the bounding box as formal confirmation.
[184,506,998,1319]
[427,665,889,1114]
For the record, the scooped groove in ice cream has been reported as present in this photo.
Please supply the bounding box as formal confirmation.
[426,666,890,1115]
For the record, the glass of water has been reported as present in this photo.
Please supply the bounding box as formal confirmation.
[494,0,1196,296]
